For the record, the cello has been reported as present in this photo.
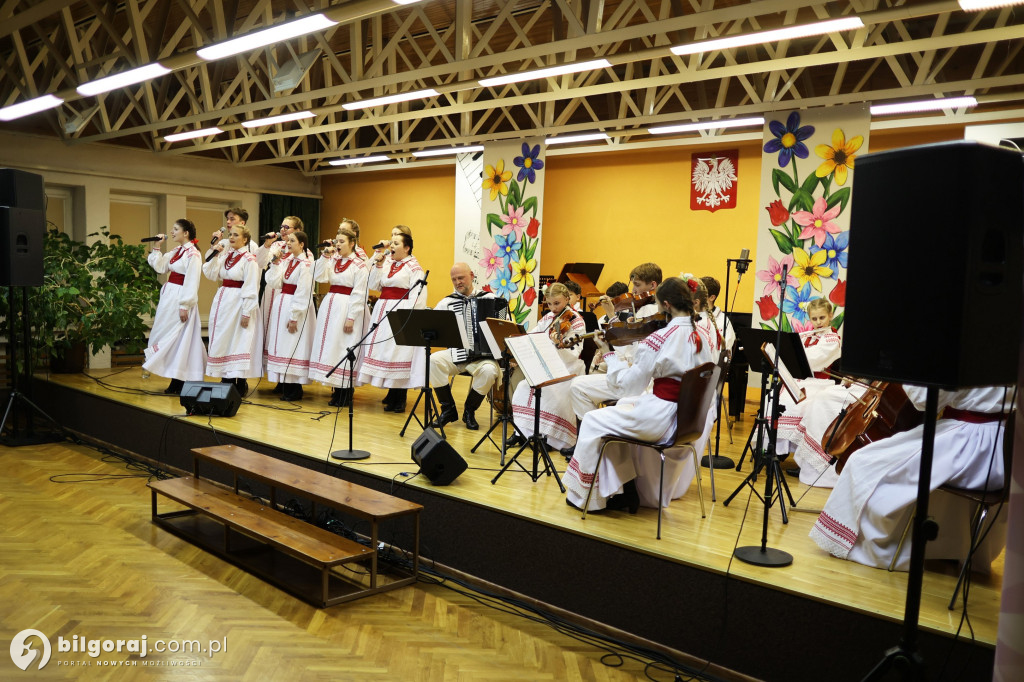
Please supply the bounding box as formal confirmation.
[822,380,923,472]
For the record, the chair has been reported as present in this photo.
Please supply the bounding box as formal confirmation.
[889,412,1014,610]
[581,362,721,539]
[703,349,733,500]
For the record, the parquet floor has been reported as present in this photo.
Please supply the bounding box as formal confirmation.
[8,367,1006,671]
[0,439,709,681]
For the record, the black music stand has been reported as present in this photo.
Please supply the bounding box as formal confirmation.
[391,309,466,439]
[491,376,571,490]
[471,317,527,466]
[558,263,603,308]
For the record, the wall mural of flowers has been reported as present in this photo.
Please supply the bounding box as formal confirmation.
[753,105,869,333]
[478,140,545,329]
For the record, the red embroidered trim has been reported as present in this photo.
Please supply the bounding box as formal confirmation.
[388,260,406,278]
[224,251,242,270]
[169,245,185,265]
[285,258,300,280]
[334,258,353,274]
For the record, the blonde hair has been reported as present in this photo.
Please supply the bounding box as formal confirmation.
[337,226,357,244]
[392,224,412,237]
[546,282,570,300]
[284,216,304,231]
[341,218,360,239]
[807,298,834,318]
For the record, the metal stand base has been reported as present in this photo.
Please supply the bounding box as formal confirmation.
[734,545,793,567]
[330,449,372,461]
[701,454,735,469]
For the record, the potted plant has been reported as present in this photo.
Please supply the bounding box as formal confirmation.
[0,228,160,373]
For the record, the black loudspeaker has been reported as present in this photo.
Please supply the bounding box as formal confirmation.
[0,168,45,211]
[410,428,467,485]
[841,141,1023,388]
[179,382,242,417]
[0,207,45,286]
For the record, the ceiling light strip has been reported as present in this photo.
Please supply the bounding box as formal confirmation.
[870,96,978,115]
[241,111,316,128]
[0,94,64,121]
[164,127,224,142]
[197,14,339,61]
[648,116,765,134]
[411,145,485,157]
[545,132,610,145]
[342,89,441,111]
[478,59,613,88]
[328,155,392,166]
[670,17,864,56]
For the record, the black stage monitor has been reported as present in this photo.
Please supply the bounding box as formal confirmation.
[411,427,467,485]
[180,382,242,417]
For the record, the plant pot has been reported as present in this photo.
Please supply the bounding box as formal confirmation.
[50,342,88,374]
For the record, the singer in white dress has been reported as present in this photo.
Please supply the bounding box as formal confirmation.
[309,227,369,407]
[810,385,1013,571]
[356,231,427,412]
[257,216,309,340]
[202,225,264,395]
[564,277,714,513]
[142,219,207,394]
[264,231,316,402]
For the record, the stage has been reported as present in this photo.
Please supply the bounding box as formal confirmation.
[24,367,1003,681]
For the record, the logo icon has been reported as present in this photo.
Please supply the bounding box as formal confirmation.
[10,629,51,671]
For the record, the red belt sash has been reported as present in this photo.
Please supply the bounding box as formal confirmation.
[653,377,681,402]
[281,283,297,295]
[329,285,353,295]
[379,286,410,300]
[167,272,185,285]
[944,407,1005,424]
[221,279,243,288]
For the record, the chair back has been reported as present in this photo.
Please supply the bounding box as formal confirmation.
[672,362,720,446]
[715,349,732,398]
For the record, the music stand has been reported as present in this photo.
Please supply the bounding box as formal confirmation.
[471,317,528,466]
[389,309,467,439]
[558,263,603,308]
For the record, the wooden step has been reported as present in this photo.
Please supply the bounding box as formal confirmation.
[149,476,373,567]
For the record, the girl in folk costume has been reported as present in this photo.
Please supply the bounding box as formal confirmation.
[309,226,369,407]
[690,275,723,360]
[203,224,264,396]
[564,277,715,513]
[774,299,846,484]
[257,217,309,393]
[143,219,207,394]
[810,385,1013,571]
[356,229,427,413]
[508,283,587,452]
[338,217,369,261]
[264,230,316,402]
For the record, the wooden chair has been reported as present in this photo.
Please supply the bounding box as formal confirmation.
[582,362,720,539]
[889,413,1014,610]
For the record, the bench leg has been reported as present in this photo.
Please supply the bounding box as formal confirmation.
[370,524,378,589]
[413,515,420,578]
[322,566,330,608]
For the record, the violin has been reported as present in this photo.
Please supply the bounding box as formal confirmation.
[823,381,923,472]
[589,291,656,314]
[548,306,576,346]
[557,312,669,349]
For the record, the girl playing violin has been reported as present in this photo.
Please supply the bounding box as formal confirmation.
[775,298,850,487]
[507,282,587,451]
[564,276,715,513]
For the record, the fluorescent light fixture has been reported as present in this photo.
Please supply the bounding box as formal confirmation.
[328,155,391,166]
[478,59,612,88]
[342,89,440,111]
[412,145,485,158]
[648,116,766,134]
[870,96,978,116]
[391,0,424,4]
[545,132,610,145]
[164,127,224,142]
[670,17,864,56]
[0,94,64,121]
[197,14,338,61]
[241,111,316,128]
[76,63,171,96]
[959,0,1024,9]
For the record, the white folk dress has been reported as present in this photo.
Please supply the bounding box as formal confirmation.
[810,386,1012,571]
[264,254,315,384]
[257,241,312,344]
[774,329,843,446]
[203,248,264,379]
[143,242,207,381]
[564,316,714,511]
[356,255,428,388]
[510,310,587,450]
[309,253,369,388]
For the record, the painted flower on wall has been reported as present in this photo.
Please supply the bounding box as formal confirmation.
[766,199,790,226]
[781,283,816,324]
[526,217,540,239]
[829,279,847,307]
[815,129,863,186]
[792,196,842,247]
[513,143,544,183]
[810,231,849,276]
[490,267,518,299]
[502,206,527,238]
[763,111,814,168]
[756,294,780,321]
[510,254,536,291]
[482,160,512,201]
[756,254,797,297]
[478,243,505,278]
[792,247,832,292]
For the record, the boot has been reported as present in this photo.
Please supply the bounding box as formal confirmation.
[606,479,640,515]
[272,382,283,394]
[164,378,185,395]
[235,378,248,396]
[384,389,406,412]
[430,385,458,427]
[382,388,399,408]
[328,388,343,407]
[462,389,486,430]
[337,388,354,408]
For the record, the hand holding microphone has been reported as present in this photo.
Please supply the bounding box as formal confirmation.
[210,227,227,245]
[205,242,225,263]
[262,232,278,244]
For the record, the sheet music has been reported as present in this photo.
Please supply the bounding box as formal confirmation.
[763,342,806,403]
[480,318,524,358]
[505,333,573,387]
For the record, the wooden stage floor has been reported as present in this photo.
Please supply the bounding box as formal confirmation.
[19,367,1004,679]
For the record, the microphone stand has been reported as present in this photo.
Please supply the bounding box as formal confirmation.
[731,264,793,568]
[326,269,427,461]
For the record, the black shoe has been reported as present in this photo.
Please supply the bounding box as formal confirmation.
[462,411,479,430]
[566,498,604,514]
[560,446,575,461]
[785,467,800,478]
[328,388,343,407]
[235,379,248,396]
[163,378,184,395]
[337,388,354,408]
[280,384,303,402]
[505,433,526,448]
[606,479,640,514]
[462,389,485,431]
[430,404,459,428]
[383,389,406,412]
[272,382,283,394]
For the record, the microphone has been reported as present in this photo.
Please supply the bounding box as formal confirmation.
[735,247,751,279]
[205,247,223,263]
[210,226,226,245]
[318,240,334,248]
[372,241,389,250]
[140,236,162,242]
[414,270,430,287]
[262,232,278,242]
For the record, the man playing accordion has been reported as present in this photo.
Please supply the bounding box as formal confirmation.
[429,262,508,430]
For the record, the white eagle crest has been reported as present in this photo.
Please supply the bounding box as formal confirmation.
[692,156,737,209]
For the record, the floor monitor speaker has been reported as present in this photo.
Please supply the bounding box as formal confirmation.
[411,427,467,485]
[179,382,242,417]
[841,141,1023,388]
[0,207,45,287]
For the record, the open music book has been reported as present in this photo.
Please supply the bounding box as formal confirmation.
[480,317,524,359]
[762,342,806,403]
[504,333,574,388]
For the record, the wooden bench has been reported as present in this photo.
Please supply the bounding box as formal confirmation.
[148,444,422,607]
